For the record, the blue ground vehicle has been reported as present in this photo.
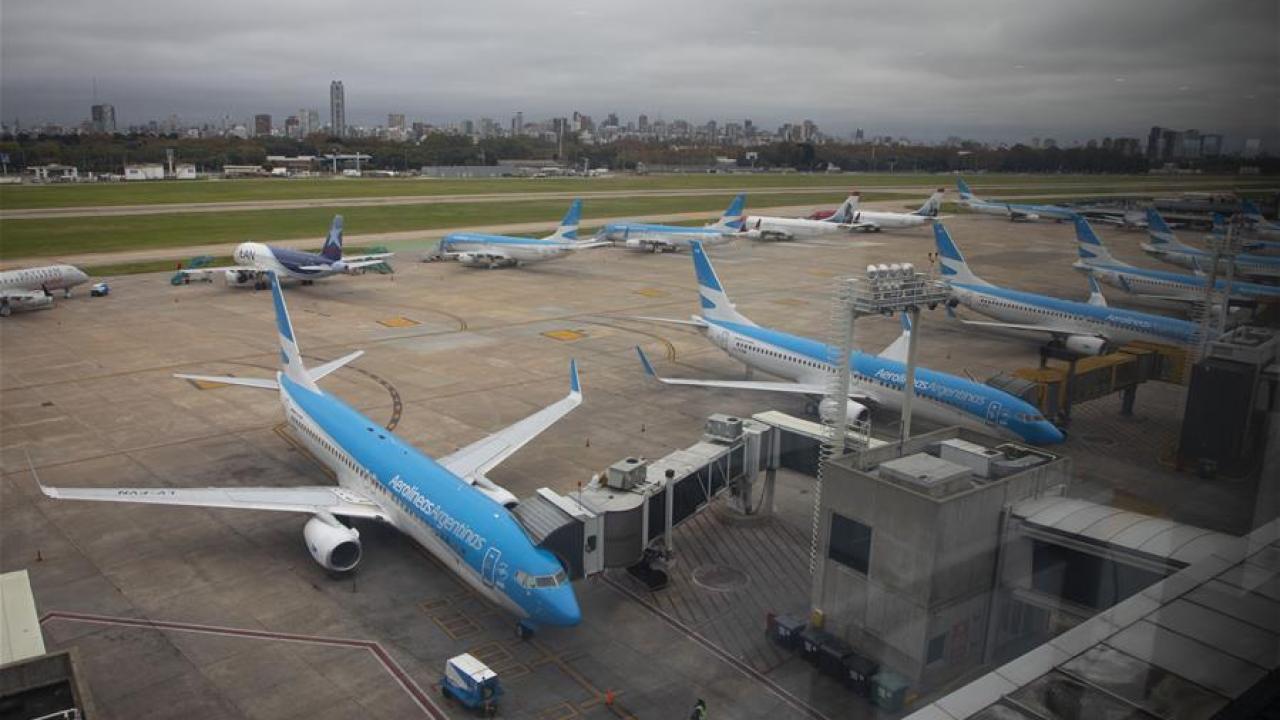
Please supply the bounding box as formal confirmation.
[442,653,502,715]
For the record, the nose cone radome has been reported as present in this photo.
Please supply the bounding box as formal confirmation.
[1033,422,1066,445]
[540,586,581,627]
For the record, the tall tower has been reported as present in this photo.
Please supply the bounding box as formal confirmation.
[330,81,346,138]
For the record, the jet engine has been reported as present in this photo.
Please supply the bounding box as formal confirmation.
[818,397,871,427]
[304,514,362,572]
[1063,335,1107,356]
[456,252,513,268]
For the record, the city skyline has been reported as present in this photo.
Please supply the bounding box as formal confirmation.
[2,0,1276,148]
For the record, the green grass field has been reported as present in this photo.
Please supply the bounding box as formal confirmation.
[2,191,916,259]
[1,172,1269,210]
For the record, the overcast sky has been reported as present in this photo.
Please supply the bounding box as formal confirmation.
[2,0,1276,147]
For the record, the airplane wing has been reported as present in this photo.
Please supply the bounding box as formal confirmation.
[30,451,388,521]
[0,289,48,302]
[342,253,394,263]
[944,309,1104,340]
[635,346,878,403]
[177,265,257,275]
[439,360,583,482]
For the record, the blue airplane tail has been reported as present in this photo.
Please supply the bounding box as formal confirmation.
[714,194,747,230]
[1073,215,1120,266]
[552,199,583,240]
[691,241,752,325]
[1242,199,1262,219]
[269,273,319,391]
[957,178,976,202]
[321,215,344,261]
[932,223,986,284]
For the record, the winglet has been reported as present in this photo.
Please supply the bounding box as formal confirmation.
[1086,274,1108,307]
[635,346,658,378]
[900,311,913,332]
[569,358,581,395]
[26,451,56,498]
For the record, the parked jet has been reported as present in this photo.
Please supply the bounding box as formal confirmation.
[1072,216,1280,303]
[934,223,1197,353]
[832,189,945,232]
[595,194,745,252]
[36,272,584,633]
[1142,209,1280,279]
[741,195,862,241]
[631,242,1064,445]
[179,215,392,289]
[1242,200,1280,240]
[956,179,1076,222]
[438,200,605,267]
[0,264,90,317]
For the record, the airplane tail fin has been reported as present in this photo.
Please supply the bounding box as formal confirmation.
[1086,274,1108,307]
[1145,208,1185,248]
[914,188,945,216]
[877,312,912,363]
[712,193,747,231]
[321,215,344,261]
[1241,199,1263,220]
[1212,212,1227,238]
[1073,215,1123,266]
[957,178,976,203]
[691,241,754,325]
[269,272,319,391]
[549,199,583,240]
[932,223,989,285]
[826,193,860,223]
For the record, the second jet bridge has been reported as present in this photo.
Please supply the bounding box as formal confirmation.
[512,414,778,586]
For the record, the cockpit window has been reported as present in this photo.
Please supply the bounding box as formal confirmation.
[516,569,568,589]
[1017,412,1047,423]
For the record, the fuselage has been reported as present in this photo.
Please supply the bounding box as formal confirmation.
[277,374,580,626]
[848,210,934,229]
[0,264,90,294]
[1075,259,1280,301]
[599,223,735,251]
[949,281,1198,347]
[744,215,851,239]
[964,199,1075,221]
[235,242,344,280]
[440,233,578,265]
[701,319,1064,444]
[1141,242,1280,279]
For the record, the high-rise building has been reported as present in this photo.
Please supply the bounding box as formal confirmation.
[1243,138,1262,159]
[298,109,310,135]
[330,81,346,138]
[1200,134,1224,157]
[638,114,649,132]
[284,115,301,139]
[388,113,406,131]
[512,111,523,136]
[254,114,272,136]
[90,104,116,133]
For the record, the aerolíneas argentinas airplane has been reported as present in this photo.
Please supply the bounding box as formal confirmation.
[36,272,583,633]
[438,200,605,267]
[956,178,1075,222]
[934,223,1197,353]
[595,194,745,252]
[1072,216,1280,303]
[832,189,945,232]
[0,264,90,316]
[1142,209,1280,279]
[1240,200,1280,243]
[180,215,392,288]
[632,242,1064,445]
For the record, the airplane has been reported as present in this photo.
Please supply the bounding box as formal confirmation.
[631,241,1065,445]
[178,215,393,289]
[0,264,90,317]
[831,189,945,232]
[1071,215,1280,303]
[956,178,1076,222]
[741,194,865,241]
[933,222,1198,353]
[1239,200,1280,243]
[1142,209,1280,279]
[34,272,584,634]
[594,194,745,252]
[437,200,607,267]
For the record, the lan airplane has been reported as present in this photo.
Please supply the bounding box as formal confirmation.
[0,264,90,317]
[438,200,606,267]
[35,273,584,633]
[180,215,392,289]
[956,179,1075,222]
[1072,216,1280,303]
[934,223,1197,353]
[832,189,945,232]
[741,195,863,241]
[595,194,745,252]
[632,242,1064,445]
[1142,209,1280,279]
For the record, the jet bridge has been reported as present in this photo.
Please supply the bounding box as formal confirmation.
[512,414,779,587]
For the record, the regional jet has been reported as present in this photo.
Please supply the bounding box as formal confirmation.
[833,189,945,232]
[178,215,392,289]
[956,178,1076,222]
[631,242,1065,445]
[0,264,90,317]
[1072,216,1280,303]
[1141,209,1280,279]
[437,200,607,267]
[933,223,1197,353]
[36,272,584,634]
[595,194,745,252]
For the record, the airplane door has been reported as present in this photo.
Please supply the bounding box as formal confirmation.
[985,402,1002,427]
[481,547,501,588]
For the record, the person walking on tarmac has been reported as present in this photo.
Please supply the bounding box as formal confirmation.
[690,698,707,719]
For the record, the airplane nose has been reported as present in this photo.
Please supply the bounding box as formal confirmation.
[1038,423,1066,445]
[544,587,581,627]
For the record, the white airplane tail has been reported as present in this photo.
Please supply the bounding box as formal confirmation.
[914,188,945,217]
[932,223,990,285]
[825,193,860,224]
[691,241,754,325]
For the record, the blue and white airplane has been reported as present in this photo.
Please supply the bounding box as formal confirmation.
[1142,209,1280,279]
[595,194,746,252]
[632,241,1065,445]
[956,179,1076,222]
[934,223,1197,353]
[36,273,584,632]
[1072,215,1280,303]
[1242,200,1280,241]
[437,200,606,268]
[180,215,393,289]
